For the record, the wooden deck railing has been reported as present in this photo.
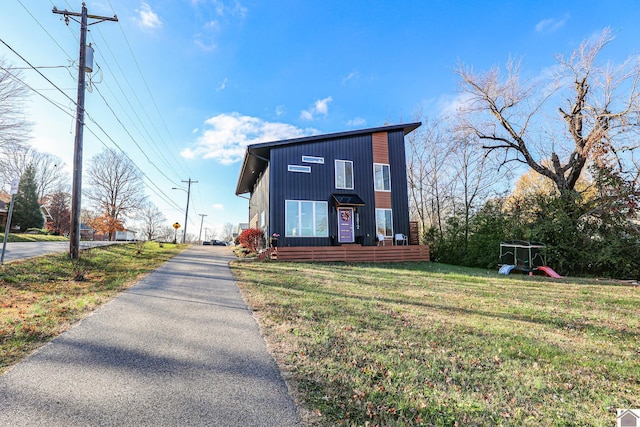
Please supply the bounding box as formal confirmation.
[268,245,429,262]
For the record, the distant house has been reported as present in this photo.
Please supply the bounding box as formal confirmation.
[0,192,51,231]
[234,222,249,239]
[115,229,137,241]
[0,200,7,229]
[235,122,421,247]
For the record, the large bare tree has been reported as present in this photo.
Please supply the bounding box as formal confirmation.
[0,57,31,190]
[85,148,147,240]
[454,28,640,200]
[0,148,68,201]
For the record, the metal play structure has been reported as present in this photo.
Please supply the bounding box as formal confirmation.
[498,240,562,278]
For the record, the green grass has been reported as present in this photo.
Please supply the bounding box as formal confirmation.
[0,242,185,373]
[231,261,640,426]
[1,233,69,242]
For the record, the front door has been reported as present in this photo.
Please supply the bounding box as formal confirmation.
[337,207,354,243]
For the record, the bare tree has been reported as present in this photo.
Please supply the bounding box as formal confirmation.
[454,28,640,201]
[31,152,69,201]
[221,222,234,242]
[0,143,29,189]
[138,202,166,241]
[85,148,147,240]
[0,57,31,191]
[406,117,457,239]
[1,147,69,202]
[450,131,510,246]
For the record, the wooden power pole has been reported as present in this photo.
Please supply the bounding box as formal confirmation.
[53,3,117,259]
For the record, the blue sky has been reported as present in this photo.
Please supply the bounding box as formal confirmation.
[1,1,639,238]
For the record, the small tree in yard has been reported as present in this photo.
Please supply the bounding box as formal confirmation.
[87,214,125,239]
[46,190,71,235]
[238,228,265,253]
[12,164,44,231]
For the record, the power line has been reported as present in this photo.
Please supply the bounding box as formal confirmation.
[19,0,74,61]
[7,5,196,229]
[0,41,182,213]
[0,37,76,106]
[87,47,185,179]
[105,0,192,176]
[92,84,182,186]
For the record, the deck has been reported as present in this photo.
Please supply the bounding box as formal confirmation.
[264,245,430,263]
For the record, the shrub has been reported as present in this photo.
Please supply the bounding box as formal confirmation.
[238,228,265,253]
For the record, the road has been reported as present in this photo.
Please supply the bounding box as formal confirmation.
[1,241,120,262]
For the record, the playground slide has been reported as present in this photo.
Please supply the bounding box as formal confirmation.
[498,265,516,275]
[537,266,563,278]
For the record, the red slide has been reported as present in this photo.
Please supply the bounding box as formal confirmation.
[537,266,563,278]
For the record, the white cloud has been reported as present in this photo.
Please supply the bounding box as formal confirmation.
[535,14,569,34]
[216,78,228,91]
[216,0,248,18]
[347,117,366,127]
[194,36,217,51]
[136,3,162,30]
[342,71,359,84]
[213,203,224,210]
[204,20,220,30]
[300,96,333,121]
[182,112,318,164]
[436,92,474,118]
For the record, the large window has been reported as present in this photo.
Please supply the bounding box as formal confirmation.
[335,160,354,190]
[374,163,391,191]
[285,200,329,237]
[376,209,393,237]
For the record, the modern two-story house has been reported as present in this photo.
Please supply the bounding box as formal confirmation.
[235,122,421,248]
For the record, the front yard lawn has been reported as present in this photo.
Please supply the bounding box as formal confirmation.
[231,261,640,426]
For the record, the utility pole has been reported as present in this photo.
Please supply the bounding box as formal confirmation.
[53,3,117,259]
[175,179,197,243]
[198,214,207,244]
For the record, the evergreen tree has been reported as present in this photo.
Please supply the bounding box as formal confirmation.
[12,164,44,231]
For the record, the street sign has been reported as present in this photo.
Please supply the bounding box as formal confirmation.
[173,222,181,229]
[10,179,19,195]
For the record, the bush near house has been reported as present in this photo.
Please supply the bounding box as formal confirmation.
[237,228,265,253]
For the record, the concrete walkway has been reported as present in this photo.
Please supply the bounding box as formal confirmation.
[0,246,301,426]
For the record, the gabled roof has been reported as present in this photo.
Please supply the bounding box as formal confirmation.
[235,122,421,195]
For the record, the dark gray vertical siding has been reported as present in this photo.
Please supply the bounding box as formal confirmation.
[269,135,377,247]
[388,130,410,237]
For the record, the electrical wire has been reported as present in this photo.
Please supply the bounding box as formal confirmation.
[7,4,204,231]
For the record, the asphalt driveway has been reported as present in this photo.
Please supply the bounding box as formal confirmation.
[0,245,301,426]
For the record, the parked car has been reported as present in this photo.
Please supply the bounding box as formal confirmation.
[211,240,227,246]
[202,241,211,245]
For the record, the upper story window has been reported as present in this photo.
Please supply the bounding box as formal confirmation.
[374,163,391,191]
[335,160,354,190]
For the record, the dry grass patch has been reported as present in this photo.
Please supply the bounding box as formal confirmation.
[232,261,640,426]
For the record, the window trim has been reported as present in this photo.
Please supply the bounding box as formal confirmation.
[285,200,329,238]
[375,208,393,237]
[373,163,391,192]
[302,155,324,164]
[335,159,354,190]
[288,164,311,173]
